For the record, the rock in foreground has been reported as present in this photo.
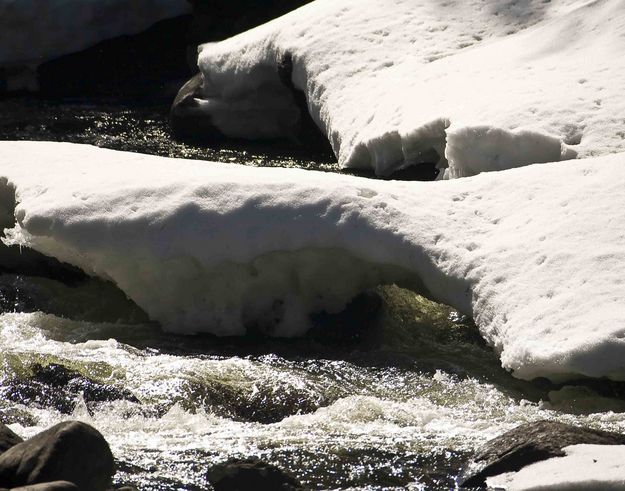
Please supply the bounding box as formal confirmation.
[460,420,625,488]
[485,443,625,490]
[0,423,22,455]
[0,421,114,491]
[2,482,79,491]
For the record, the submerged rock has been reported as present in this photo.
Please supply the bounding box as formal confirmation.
[207,457,305,490]
[0,423,22,455]
[460,420,625,488]
[0,364,139,415]
[0,421,114,491]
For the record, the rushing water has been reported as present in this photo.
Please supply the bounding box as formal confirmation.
[3,274,625,490]
[2,98,625,490]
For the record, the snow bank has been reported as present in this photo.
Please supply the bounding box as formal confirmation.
[195,0,625,177]
[1,142,625,382]
[0,0,190,89]
[487,444,625,490]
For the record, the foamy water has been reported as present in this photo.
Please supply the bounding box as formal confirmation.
[1,274,625,489]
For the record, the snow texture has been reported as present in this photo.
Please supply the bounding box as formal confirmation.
[1,141,624,382]
[0,0,190,72]
[487,444,625,490]
[197,0,625,177]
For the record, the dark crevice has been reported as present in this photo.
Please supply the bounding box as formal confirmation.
[277,52,335,155]
[346,162,441,181]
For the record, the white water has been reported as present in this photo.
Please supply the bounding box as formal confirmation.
[2,275,625,489]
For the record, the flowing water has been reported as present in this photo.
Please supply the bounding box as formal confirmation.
[2,98,625,490]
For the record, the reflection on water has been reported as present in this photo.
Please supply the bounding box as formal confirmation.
[0,97,337,172]
[1,273,625,490]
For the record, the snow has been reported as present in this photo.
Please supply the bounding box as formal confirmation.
[1,141,625,382]
[0,0,191,89]
[487,444,625,490]
[196,0,625,177]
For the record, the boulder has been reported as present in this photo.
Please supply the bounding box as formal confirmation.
[8,482,78,490]
[0,421,114,491]
[169,72,223,141]
[0,423,22,455]
[207,457,305,490]
[1,364,139,415]
[460,420,625,488]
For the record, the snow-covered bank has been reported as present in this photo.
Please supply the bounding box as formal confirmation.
[0,0,190,90]
[194,0,625,176]
[1,141,625,382]
[487,444,625,490]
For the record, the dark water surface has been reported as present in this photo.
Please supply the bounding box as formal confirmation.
[0,96,337,171]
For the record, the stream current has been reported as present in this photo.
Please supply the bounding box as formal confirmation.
[2,98,625,490]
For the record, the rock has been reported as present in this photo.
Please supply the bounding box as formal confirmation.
[10,482,79,490]
[0,421,114,491]
[0,422,22,455]
[1,363,139,415]
[169,72,222,142]
[207,457,305,490]
[460,420,625,488]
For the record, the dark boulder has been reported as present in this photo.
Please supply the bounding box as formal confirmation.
[207,457,305,490]
[460,420,625,488]
[0,421,114,491]
[0,423,22,454]
[8,482,78,490]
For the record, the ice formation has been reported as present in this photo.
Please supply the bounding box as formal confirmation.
[487,444,625,490]
[0,0,190,89]
[1,141,624,382]
[195,0,625,177]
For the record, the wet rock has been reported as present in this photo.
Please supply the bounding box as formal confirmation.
[0,364,139,415]
[169,73,222,142]
[0,421,114,491]
[0,422,22,454]
[207,457,305,490]
[460,420,625,488]
[185,377,329,424]
[8,482,79,491]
